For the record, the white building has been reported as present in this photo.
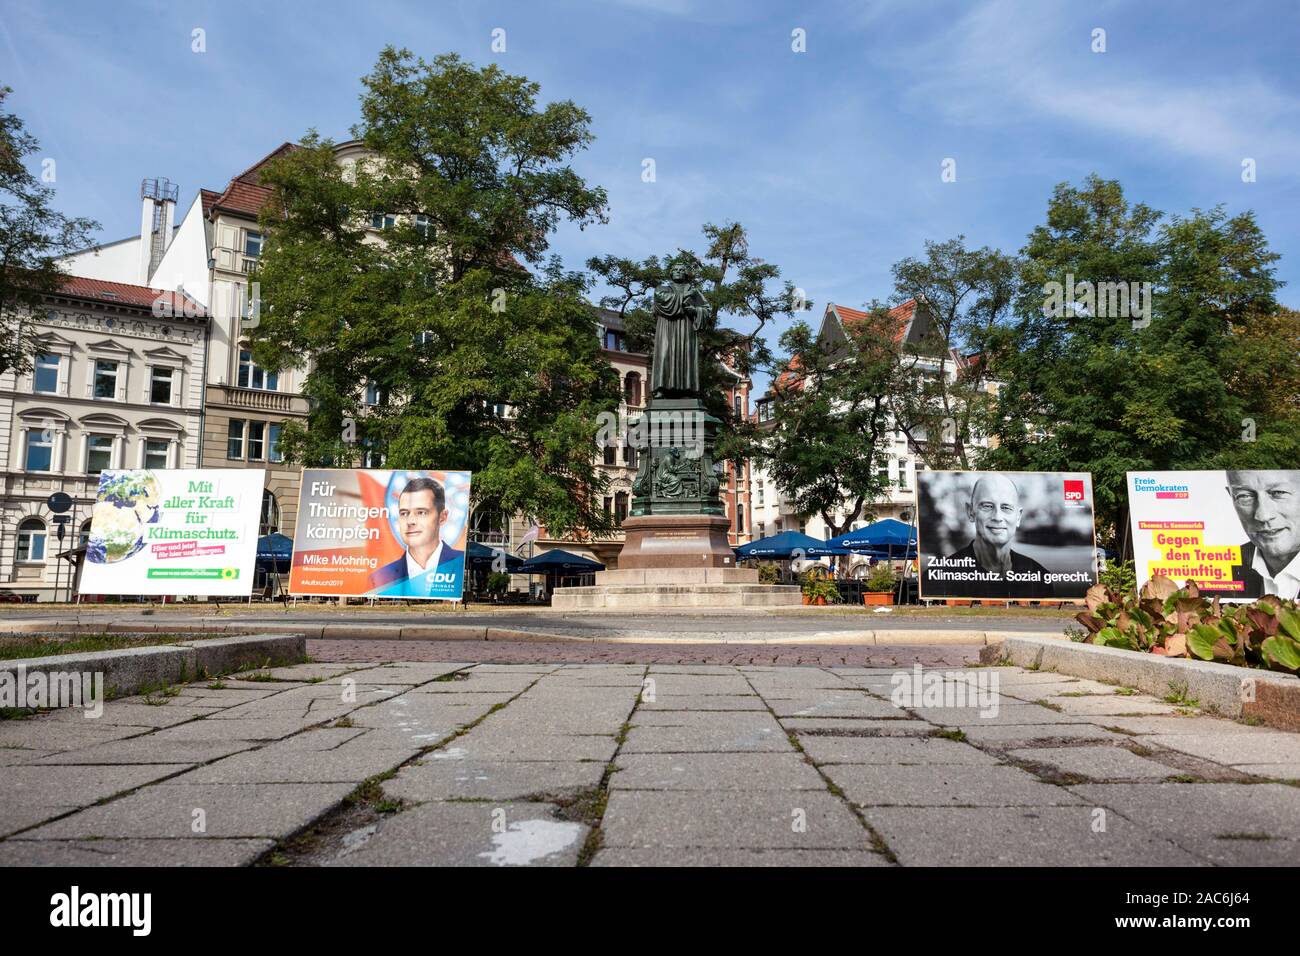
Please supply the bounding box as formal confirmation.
[0,278,207,601]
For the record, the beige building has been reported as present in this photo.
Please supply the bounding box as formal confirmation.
[0,278,207,601]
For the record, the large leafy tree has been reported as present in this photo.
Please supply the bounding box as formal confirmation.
[888,236,1018,469]
[251,49,619,537]
[751,304,901,538]
[0,87,98,378]
[984,174,1293,545]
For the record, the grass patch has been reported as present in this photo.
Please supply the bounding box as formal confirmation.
[931,728,967,742]
[1114,687,1138,696]
[1237,714,1266,727]
[432,671,472,683]
[1033,699,1063,712]
[1163,681,1200,708]
[0,632,203,661]
[1215,831,1272,841]
[206,680,227,690]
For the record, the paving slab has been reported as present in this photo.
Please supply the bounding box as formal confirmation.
[1092,715,1275,736]
[826,763,1083,807]
[1069,782,1300,865]
[622,724,791,754]
[796,734,998,765]
[1009,745,1183,782]
[1234,763,1300,779]
[34,703,221,729]
[0,804,82,838]
[637,694,768,711]
[0,720,152,750]
[0,837,274,867]
[907,703,1086,726]
[436,733,617,762]
[1046,696,1185,717]
[148,717,329,741]
[385,759,606,802]
[611,752,826,791]
[0,763,182,807]
[21,782,355,840]
[327,801,586,866]
[601,790,870,849]
[767,695,906,719]
[32,738,260,766]
[175,740,417,784]
[1142,732,1300,766]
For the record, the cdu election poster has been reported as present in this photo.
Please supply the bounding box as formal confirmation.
[289,469,471,601]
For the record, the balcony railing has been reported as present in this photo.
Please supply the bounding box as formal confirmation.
[223,387,295,412]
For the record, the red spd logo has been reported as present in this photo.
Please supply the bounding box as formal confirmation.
[1063,479,1085,503]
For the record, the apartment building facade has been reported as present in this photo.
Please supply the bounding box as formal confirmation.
[0,278,207,600]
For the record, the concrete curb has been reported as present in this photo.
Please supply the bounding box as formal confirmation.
[0,633,307,700]
[985,636,1300,729]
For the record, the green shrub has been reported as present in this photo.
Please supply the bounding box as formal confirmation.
[1074,574,1300,673]
[1098,558,1136,595]
[864,562,897,593]
[757,564,779,585]
[485,572,512,597]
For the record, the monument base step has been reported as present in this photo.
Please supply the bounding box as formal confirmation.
[551,583,802,610]
[594,567,759,586]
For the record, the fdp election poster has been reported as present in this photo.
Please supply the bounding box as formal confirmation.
[79,469,265,596]
[290,469,471,600]
[1127,470,1300,601]
[918,471,1098,600]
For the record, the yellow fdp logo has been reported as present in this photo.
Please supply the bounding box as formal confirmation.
[220,568,238,580]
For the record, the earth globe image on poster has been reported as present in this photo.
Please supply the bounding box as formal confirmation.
[87,471,163,564]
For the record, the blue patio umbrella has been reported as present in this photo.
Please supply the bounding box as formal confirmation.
[735,530,837,559]
[466,541,525,572]
[256,532,294,572]
[518,549,606,574]
[824,518,917,554]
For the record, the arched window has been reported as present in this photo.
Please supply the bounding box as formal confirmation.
[624,372,641,407]
[17,519,47,562]
[78,518,92,549]
[259,490,280,536]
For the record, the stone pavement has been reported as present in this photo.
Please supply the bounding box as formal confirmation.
[1,656,1298,866]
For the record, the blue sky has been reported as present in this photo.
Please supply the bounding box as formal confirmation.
[5,0,1299,356]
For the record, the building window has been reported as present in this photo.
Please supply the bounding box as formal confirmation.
[603,496,612,516]
[144,438,169,470]
[414,215,433,238]
[78,519,92,549]
[150,367,174,405]
[24,431,53,471]
[268,423,283,463]
[247,421,266,460]
[243,231,263,258]
[614,492,628,524]
[736,505,745,534]
[34,353,59,393]
[260,490,280,536]
[237,350,278,391]
[17,519,47,562]
[897,459,909,490]
[93,360,118,399]
[624,372,641,406]
[756,480,764,506]
[733,393,742,419]
[623,443,636,468]
[86,434,113,473]
[603,329,626,351]
[227,420,245,459]
[364,382,381,406]
[603,443,616,466]
[371,213,395,230]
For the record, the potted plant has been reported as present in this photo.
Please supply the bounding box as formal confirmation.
[485,572,512,601]
[757,564,779,585]
[799,567,839,606]
[863,563,897,606]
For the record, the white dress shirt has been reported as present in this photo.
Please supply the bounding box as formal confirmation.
[1251,547,1300,601]
[405,541,445,596]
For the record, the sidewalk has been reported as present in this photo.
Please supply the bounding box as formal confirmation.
[2,657,1297,866]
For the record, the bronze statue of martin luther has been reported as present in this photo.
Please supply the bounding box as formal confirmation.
[651,263,711,400]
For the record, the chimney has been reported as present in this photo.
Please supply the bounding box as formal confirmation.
[139,178,179,284]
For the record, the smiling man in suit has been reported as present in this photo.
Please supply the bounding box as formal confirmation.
[1227,470,1300,600]
[369,476,464,598]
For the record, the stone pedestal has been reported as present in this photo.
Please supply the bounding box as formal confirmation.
[616,515,738,570]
